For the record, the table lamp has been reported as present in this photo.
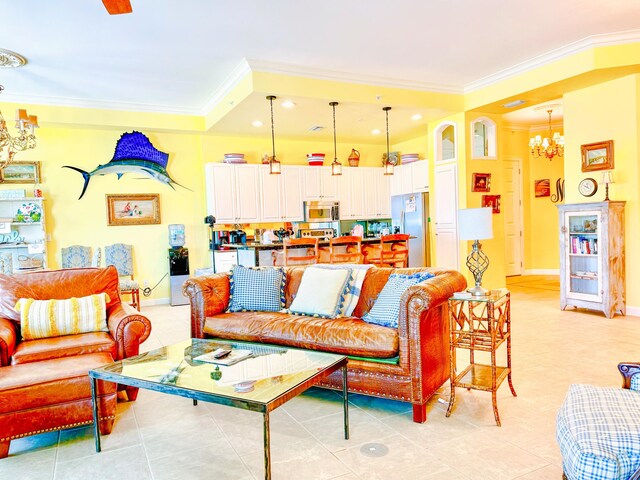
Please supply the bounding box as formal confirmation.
[458,207,493,296]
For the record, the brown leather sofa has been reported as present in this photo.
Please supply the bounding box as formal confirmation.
[184,266,466,423]
[0,266,152,458]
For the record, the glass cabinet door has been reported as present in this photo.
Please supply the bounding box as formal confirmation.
[565,211,601,301]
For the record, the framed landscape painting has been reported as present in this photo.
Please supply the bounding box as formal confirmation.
[0,161,41,184]
[106,194,161,226]
[581,140,614,172]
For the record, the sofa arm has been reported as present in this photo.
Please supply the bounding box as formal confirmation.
[0,317,17,367]
[107,303,152,360]
[183,274,230,339]
[397,270,467,402]
[618,362,640,390]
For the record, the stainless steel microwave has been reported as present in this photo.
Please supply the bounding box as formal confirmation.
[303,201,340,222]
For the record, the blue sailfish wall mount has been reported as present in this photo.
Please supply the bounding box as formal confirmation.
[63,131,189,199]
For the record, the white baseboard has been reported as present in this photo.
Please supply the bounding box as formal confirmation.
[625,306,640,318]
[524,269,560,275]
[140,297,171,307]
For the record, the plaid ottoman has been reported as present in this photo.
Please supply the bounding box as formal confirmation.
[557,383,640,480]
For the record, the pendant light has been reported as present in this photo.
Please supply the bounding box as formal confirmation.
[266,95,281,174]
[383,106,394,175]
[330,101,342,176]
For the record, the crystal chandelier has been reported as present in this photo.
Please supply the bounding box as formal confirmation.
[529,109,564,160]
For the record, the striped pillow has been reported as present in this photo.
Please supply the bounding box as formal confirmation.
[16,293,110,340]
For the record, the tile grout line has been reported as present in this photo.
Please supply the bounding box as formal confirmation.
[131,395,155,480]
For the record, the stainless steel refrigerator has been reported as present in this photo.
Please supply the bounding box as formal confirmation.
[391,193,431,267]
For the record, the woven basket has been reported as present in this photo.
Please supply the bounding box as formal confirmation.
[17,255,43,269]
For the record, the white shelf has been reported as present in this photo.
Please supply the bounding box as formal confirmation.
[569,253,597,257]
[0,243,42,249]
[0,197,45,202]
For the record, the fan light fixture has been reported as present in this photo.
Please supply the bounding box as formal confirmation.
[383,107,394,175]
[329,102,342,176]
[266,95,281,175]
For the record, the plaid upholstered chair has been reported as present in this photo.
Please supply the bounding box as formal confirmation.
[556,362,640,480]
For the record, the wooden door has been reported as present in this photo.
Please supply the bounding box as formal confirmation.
[503,158,524,276]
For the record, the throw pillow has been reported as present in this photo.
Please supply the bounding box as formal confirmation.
[16,293,110,340]
[362,272,435,328]
[310,264,373,317]
[228,265,286,312]
[288,266,352,318]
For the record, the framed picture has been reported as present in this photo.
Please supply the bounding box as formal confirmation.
[472,173,491,192]
[106,194,161,226]
[581,140,614,172]
[0,161,41,184]
[481,194,501,214]
[534,179,551,197]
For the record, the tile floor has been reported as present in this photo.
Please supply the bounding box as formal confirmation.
[3,275,640,479]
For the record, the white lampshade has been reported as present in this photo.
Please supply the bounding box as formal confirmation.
[458,207,493,241]
[602,171,613,185]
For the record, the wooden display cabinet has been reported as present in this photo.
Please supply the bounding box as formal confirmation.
[557,201,625,318]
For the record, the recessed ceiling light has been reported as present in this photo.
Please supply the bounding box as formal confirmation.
[371,129,381,135]
[281,100,296,109]
[251,120,263,127]
[411,114,423,121]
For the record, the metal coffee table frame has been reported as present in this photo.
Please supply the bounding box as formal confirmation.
[89,340,349,480]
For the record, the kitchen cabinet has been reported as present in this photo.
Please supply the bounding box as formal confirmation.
[259,165,304,222]
[302,167,338,200]
[390,160,429,196]
[557,201,625,318]
[362,167,391,219]
[0,197,48,272]
[205,163,260,223]
[338,167,364,219]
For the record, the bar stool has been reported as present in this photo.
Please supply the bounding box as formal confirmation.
[329,236,363,264]
[282,238,319,266]
[364,234,410,267]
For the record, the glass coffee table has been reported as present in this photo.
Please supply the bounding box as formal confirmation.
[89,338,349,480]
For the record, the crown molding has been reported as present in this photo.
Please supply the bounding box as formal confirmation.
[0,92,201,116]
[465,29,640,93]
[246,58,463,94]
[199,58,253,115]
[501,124,530,132]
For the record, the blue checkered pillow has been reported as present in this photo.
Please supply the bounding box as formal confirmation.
[362,272,434,328]
[228,265,286,312]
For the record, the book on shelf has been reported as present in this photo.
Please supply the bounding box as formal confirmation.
[193,349,253,366]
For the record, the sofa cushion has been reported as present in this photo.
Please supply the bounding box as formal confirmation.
[288,267,352,318]
[363,272,435,328]
[311,264,374,316]
[11,332,116,365]
[16,293,109,340]
[228,265,285,313]
[203,311,398,358]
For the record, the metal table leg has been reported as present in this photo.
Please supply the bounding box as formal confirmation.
[90,376,101,453]
[343,364,349,439]
[264,411,271,480]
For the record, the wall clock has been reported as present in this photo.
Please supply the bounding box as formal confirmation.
[578,178,598,197]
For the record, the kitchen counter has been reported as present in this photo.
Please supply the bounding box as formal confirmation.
[221,237,387,250]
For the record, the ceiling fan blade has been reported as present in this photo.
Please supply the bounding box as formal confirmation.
[102,0,132,15]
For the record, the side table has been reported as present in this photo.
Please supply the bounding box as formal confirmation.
[446,289,516,426]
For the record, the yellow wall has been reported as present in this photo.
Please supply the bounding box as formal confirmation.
[563,74,640,307]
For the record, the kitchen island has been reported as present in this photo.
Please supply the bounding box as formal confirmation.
[223,237,387,267]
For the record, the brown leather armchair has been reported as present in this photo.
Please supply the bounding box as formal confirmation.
[0,266,152,458]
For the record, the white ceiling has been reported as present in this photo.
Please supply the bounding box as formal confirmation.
[2,0,640,139]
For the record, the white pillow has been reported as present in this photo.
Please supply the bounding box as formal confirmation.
[288,267,352,318]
